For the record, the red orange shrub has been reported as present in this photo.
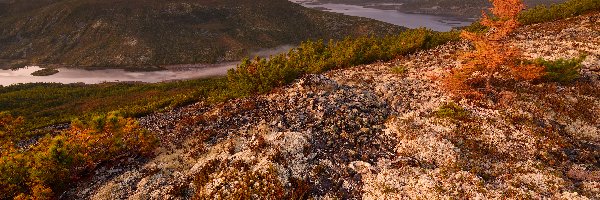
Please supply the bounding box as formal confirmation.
[444,0,544,98]
[0,112,157,199]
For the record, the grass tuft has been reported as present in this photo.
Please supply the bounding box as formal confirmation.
[436,102,470,121]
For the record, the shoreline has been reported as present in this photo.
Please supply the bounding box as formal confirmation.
[0,62,239,86]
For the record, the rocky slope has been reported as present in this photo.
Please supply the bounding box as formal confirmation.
[0,0,402,69]
[66,12,599,199]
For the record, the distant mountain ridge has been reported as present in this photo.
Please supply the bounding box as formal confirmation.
[0,0,403,69]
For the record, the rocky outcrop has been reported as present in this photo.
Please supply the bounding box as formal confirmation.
[66,12,599,199]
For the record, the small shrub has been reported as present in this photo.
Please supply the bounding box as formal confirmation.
[461,21,489,34]
[0,112,24,145]
[390,65,408,75]
[436,102,470,120]
[534,56,585,83]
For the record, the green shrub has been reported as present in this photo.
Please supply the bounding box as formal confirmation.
[461,21,489,33]
[519,0,600,25]
[390,65,408,75]
[227,29,460,95]
[436,102,470,120]
[534,56,585,83]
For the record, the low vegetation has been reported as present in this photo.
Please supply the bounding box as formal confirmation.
[228,29,459,95]
[0,112,157,199]
[0,78,229,131]
[519,0,600,25]
[0,0,597,198]
[536,55,586,83]
[436,102,470,120]
[390,65,408,75]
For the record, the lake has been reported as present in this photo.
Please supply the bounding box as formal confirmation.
[0,64,236,86]
[0,44,297,86]
[292,1,473,32]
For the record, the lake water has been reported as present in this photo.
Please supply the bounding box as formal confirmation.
[0,64,236,86]
[0,44,297,86]
[293,2,473,32]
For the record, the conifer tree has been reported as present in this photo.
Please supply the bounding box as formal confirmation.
[445,0,544,97]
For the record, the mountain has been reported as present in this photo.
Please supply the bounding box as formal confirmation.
[0,0,403,69]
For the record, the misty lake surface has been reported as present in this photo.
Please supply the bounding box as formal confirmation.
[0,45,295,86]
[293,2,473,31]
[0,64,236,86]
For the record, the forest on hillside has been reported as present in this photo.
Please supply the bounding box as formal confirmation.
[0,0,402,69]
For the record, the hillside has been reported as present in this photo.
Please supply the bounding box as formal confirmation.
[0,0,403,69]
[63,12,600,198]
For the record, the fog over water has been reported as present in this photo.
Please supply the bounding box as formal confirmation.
[0,64,236,86]
[293,2,472,31]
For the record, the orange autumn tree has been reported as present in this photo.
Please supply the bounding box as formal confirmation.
[445,0,544,97]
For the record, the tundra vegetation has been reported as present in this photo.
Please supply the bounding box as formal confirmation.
[0,0,598,198]
[443,0,590,98]
[0,112,157,199]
